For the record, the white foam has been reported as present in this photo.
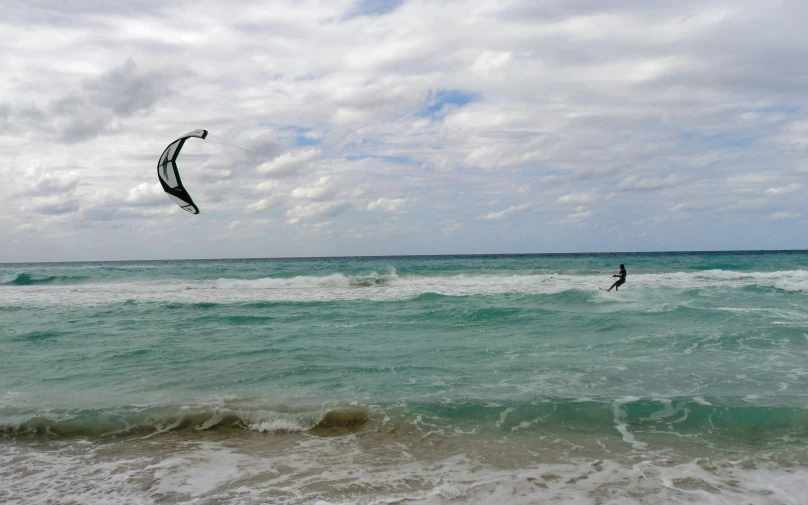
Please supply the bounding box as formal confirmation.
[215,272,354,290]
[2,268,808,307]
[250,418,308,433]
[611,397,648,450]
[4,438,808,505]
[148,442,264,497]
[494,407,515,427]
[0,443,154,505]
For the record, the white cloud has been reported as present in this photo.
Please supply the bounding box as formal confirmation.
[722,198,768,211]
[255,180,280,192]
[257,148,321,176]
[727,174,772,185]
[670,201,718,212]
[302,220,333,234]
[291,176,332,200]
[286,201,349,224]
[478,203,531,220]
[247,197,277,212]
[559,210,593,224]
[125,182,164,205]
[770,211,800,220]
[471,51,513,76]
[367,197,408,212]
[618,175,680,191]
[15,223,37,233]
[557,191,597,205]
[28,171,79,195]
[30,195,79,215]
[765,183,802,195]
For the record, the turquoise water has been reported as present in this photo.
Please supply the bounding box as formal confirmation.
[2,252,807,504]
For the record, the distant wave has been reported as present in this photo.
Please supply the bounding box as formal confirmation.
[190,268,808,296]
[12,330,67,342]
[214,270,400,290]
[0,273,90,286]
[173,268,808,294]
[2,268,807,306]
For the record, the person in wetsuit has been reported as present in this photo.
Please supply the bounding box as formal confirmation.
[607,264,626,292]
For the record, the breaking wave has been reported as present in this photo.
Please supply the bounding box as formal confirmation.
[1,402,369,440]
[3,397,806,444]
[3,268,808,307]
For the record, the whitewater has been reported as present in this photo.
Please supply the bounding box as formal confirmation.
[1,251,807,504]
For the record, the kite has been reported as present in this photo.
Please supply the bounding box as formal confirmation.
[157,129,207,214]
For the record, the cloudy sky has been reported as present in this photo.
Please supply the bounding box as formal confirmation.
[2,0,807,261]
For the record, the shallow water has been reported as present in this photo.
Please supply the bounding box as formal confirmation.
[1,251,807,504]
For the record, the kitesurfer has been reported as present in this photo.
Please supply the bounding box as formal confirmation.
[607,264,626,292]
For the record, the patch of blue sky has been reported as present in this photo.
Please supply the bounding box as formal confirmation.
[754,104,799,115]
[381,155,409,164]
[276,125,320,146]
[343,139,382,153]
[279,125,310,133]
[344,0,405,19]
[420,90,477,117]
[295,135,320,146]
[706,134,755,148]
[678,131,756,149]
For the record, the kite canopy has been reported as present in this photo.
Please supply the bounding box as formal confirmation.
[157,129,207,214]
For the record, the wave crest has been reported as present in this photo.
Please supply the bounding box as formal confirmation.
[0,402,370,440]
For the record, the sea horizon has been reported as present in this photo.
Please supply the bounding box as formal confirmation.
[3,247,808,266]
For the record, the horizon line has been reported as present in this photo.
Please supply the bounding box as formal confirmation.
[1,248,807,266]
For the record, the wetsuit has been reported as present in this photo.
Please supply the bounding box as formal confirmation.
[615,267,626,287]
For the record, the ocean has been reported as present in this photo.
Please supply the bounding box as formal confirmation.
[1,251,807,504]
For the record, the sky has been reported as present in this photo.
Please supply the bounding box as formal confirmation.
[2,0,807,262]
